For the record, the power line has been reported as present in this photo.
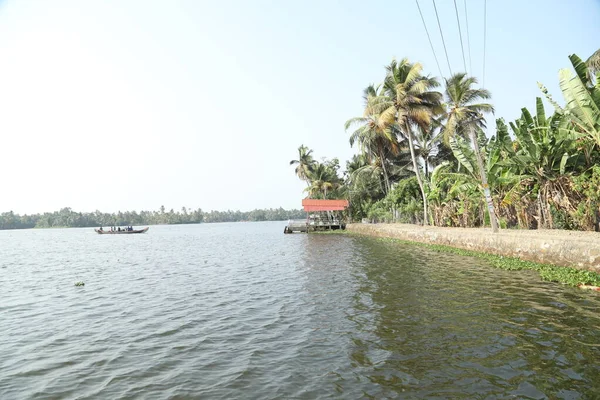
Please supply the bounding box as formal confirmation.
[415,0,443,78]
[453,0,467,73]
[464,0,472,75]
[432,0,452,76]
[483,0,487,87]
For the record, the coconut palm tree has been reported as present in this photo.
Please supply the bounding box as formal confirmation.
[345,85,400,194]
[290,145,316,187]
[346,153,385,194]
[586,48,600,84]
[444,72,499,232]
[372,58,443,225]
[408,117,452,178]
[344,153,387,221]
[305,161,341,199]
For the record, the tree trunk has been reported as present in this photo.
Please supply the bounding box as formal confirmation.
[479,199,485,227]
[595,202,600,232]
[544,185,554,229]
[379,147,391,195]
[406,123,428,225]
[470,129,499,233]
[536,189,546,229]
[536,191,543,229]
[379,146,395,220]
[305,179,312,199]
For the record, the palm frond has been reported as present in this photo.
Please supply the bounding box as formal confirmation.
[344,117,369,131]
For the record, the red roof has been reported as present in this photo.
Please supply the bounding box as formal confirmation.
[302,199,349,212]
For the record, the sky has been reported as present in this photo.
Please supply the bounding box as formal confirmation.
[0,0,598,214]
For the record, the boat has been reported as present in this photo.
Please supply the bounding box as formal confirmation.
[95,227,149,234]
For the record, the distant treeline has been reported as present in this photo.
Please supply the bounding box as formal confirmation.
[0,206,306,230]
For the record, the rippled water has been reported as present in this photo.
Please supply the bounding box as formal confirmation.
[1,222,600,399]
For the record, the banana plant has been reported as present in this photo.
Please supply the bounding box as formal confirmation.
[540,54,600,148]
[501,98,582,228]
[507,99,575,176]
[426,130,508,227]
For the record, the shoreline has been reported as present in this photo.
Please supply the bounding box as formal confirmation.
[346,223,600,287]
[0,220,289,232]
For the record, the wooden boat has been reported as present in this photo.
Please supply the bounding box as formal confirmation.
[95,227,149,234]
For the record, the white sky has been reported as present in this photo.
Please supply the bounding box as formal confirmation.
[0,0,598,214]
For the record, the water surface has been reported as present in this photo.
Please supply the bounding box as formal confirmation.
[1,222,599,399]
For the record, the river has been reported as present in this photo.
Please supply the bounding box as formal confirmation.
[1,222,599,399]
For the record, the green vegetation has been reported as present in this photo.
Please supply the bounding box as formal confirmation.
[293,49,600,231]
[388,238,600,287]
[74,281,85,287]
[290,145,344,199]
[0,206,305,230]
[395,238,600,287]
[339,230,600,287]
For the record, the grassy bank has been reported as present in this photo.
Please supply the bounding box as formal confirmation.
[330,230,600,287]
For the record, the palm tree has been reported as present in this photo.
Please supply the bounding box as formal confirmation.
[290,145,316,187]
[345,153,386,221]
[305,162,341,199]
[409,117,451,178]
[444,72,499,232]
[346,153,385,193]
[345,85,400,194]
[373,58,443,225]
[586,48,600,84]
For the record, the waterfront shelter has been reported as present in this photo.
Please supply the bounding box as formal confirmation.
[301,199,349,212]
[284,199,349,233]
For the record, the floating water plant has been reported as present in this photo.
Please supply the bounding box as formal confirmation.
[341,230,600,288]
[74,281,85,287]
[395,238,600,287]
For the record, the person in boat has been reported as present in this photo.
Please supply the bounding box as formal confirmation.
[99,227,103,232]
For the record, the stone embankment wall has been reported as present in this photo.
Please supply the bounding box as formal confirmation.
[347,223,600,273]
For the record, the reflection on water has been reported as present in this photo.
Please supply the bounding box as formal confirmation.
[1,223,599,399]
